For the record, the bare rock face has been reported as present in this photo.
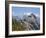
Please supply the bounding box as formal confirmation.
[13,13,40,31]
[22,13,40,30]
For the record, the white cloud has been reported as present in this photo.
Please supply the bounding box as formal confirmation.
[24,12,32,15]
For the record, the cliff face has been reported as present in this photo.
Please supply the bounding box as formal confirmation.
[22,13,40,30]
[12,13,40,31]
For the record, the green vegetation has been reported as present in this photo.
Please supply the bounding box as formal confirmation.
[12,19,26,31]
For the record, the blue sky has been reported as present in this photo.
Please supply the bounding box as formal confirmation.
[12,7,40,16]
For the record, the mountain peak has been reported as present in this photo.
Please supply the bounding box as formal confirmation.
[30,13,36,19]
